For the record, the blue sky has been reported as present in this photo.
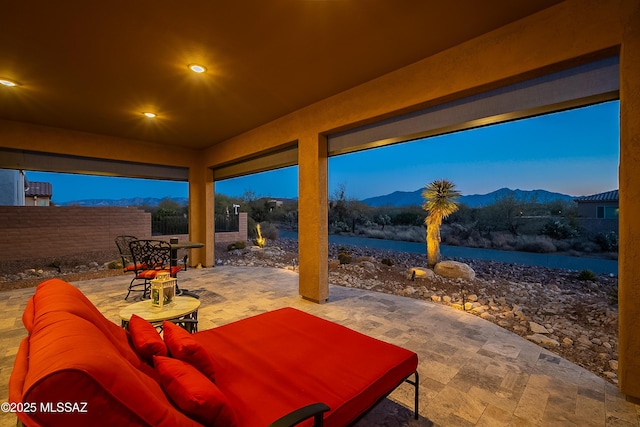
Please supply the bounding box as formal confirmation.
[26,101,619,203]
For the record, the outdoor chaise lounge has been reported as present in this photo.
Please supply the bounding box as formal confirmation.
[9,279,419,426]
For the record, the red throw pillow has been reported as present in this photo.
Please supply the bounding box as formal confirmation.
[129,314,167,362]
[163,321,217,382]
[154,356,237,427]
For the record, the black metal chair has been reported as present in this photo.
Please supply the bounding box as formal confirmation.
[126,239,182,300]
[115,235,138,274]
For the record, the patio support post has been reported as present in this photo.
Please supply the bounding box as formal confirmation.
[298,133,329,303]
[618,0,640,402]
[188,164,214,268]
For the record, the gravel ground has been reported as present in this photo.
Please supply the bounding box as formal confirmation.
[0,239,619,384]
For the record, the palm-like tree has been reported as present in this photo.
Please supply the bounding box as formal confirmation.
[422,179,461,268]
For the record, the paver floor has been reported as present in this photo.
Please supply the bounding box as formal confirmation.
[1,266,638,426]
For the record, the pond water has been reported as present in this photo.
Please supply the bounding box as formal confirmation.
[278,230,618,275]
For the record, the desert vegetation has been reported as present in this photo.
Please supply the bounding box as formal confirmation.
[214,186,618,259]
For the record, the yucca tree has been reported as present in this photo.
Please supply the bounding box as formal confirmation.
[422,179,461,268]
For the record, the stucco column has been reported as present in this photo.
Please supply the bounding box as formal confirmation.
[298,133,329,303]
[618,0,640,401]
[188,164,214,267]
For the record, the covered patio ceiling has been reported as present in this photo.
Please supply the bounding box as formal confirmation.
[0,0,562,151]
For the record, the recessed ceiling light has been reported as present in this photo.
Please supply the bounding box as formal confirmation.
[143,112,157,118]
[188,64,207,73]
[0,79,19,87]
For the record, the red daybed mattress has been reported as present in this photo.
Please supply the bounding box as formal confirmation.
[192,307,418,426]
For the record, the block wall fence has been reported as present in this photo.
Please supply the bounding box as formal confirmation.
[0,207,249,261]
[214,213,248,244]
[0,206,152,261]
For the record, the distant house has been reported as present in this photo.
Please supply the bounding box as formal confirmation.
[574,189,618,235]
[575,189,619,219]
[25,181,53,206]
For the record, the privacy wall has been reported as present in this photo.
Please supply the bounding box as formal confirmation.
[0,206,151,260]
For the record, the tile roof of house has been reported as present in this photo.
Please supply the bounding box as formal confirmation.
[575,189,619,202]
[25,181,52,197]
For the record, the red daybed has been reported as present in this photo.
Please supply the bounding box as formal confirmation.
[9,279,419,426]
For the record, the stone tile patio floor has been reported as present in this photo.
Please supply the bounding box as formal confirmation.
[1,266,638,427]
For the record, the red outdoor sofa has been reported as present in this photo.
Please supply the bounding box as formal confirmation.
[9,279,419,426]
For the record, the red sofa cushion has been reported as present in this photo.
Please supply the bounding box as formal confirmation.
[129,314,168,363]
[191,307,418,427]
[10,280,203,427]
[135,266,182,280]
[154,356,237,427]
[163,320,217,382]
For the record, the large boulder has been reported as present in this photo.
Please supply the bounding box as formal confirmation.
[434,261,476,280]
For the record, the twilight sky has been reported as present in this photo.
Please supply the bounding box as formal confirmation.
[26,101,619,203]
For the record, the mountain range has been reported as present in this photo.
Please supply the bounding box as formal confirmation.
[59,188,578,208]
[59,197,189,207]
[361,187,578,208]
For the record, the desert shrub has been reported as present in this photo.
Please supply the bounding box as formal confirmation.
[108,260,121,269]
[442,235,461,246]
[541,220,579,239]
[490,232,516,251]
[571,240,600,253]
[578,269,597,281]
[227,240,246,251]
[593,231,618,252]
[392,211,423,226]
[395,226,424,242]
[260,222,279,240]
[445,223,472,240]
[467,235,492,249]
[331,221,351,233]
[381,258,394,266]
[363,229,386,239]
[515,235,556,253]
[553,240,571,252]
[338,249,352,264]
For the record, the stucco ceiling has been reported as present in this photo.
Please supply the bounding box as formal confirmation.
[0,0,562,150]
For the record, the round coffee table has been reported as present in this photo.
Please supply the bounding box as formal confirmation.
[119,296,201,333]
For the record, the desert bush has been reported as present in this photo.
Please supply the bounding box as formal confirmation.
[541,220,579,239]
[467,235,492,249]
[578,269,597,281]
[593,231,618,252]
[515,235,556,253]
[553,239,571,252]
[331,221,351,233]
[363,229,386,239]
[338,248,352,264]
[442,235,460,246]
[490,232,517,251]
[571,240,601,253]
[381,258,394,266]
[260,222,279,240]
[395,226,424,242]
[227,241,246,251]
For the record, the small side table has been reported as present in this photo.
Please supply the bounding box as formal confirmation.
[119,296,201,333]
